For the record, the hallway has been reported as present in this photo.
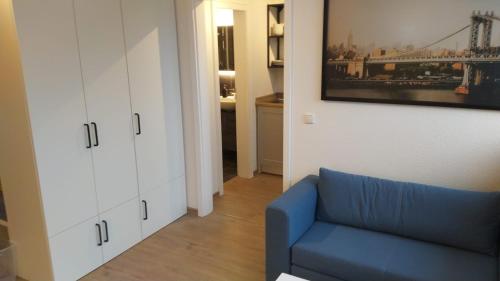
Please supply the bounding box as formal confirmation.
[82,174,282,281]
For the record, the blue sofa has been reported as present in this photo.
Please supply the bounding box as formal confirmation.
[266,168,500,281]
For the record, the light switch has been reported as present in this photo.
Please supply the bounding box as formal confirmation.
[304,113,316,124]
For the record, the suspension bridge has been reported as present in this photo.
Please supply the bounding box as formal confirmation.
[327,11,500,94]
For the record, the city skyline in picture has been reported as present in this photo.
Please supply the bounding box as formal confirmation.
[321,0,500,110]
[328,0,500,52]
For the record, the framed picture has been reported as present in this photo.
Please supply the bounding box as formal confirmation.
[321,0,500,110]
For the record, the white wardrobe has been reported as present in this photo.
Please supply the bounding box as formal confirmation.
[1,0,186,280]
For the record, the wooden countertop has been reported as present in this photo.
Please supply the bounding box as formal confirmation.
[256,93,284,108]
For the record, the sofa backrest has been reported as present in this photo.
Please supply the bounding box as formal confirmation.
[317,168,500,256]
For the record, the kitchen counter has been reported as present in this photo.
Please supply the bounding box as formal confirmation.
[256,93,284,108]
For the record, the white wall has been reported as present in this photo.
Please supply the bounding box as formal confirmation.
[0,0,53,279]
[175,0,198,209]
[175,0,215,215]
[247,0,284,98]
[286,0,500,191]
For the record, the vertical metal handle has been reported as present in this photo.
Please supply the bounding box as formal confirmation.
[134,113,141,135]
[142,200,148,220]
[102,220,109,243]
[84,124,92,149]
[96,224,103,246]
[91,122,99,147]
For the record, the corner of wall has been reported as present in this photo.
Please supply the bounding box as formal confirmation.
[0,1,53,279]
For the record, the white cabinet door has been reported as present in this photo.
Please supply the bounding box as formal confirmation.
[12,0,98,237]
[49,217,103,281]
[100,198,142,263]
[140,177,187,238]
[74,0,139,212]
[122,0,186,195]
[258,107,283,175]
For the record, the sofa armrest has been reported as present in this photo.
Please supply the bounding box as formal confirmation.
[265,175,318,281]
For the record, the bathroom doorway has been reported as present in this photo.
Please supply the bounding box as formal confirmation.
[175,0,286,214]
[216,9,238,182]
[211,2,285,196]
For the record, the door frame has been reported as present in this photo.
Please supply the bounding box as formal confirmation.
[178,0,293,216]
[212,1,254,199]
[282,0,292,190]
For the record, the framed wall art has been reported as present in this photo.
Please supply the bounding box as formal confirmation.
[321,0,500,110]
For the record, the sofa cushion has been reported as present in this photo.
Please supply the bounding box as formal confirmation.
[292,222,497,281]
[317,168,500,256]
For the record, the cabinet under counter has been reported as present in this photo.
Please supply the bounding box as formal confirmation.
[256,94,283,175]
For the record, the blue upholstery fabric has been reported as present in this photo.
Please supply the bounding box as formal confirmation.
[266,175,318,281]
[291,265,345,281]
[292,222,497,281]
[385,237,497,281]
[317,168,500,256]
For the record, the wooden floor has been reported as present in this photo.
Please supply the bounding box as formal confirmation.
[81,173,282,281]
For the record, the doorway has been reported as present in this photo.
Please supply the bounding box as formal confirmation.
[215,7,256,185]
[216,9,238,182]
[177,1,286,214]
[213,3,285,189]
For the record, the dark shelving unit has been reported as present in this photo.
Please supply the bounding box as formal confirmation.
[267,4,285,68]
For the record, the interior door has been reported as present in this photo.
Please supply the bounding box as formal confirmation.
[140,177,187,238]
[100,199,141,262]
[121,0,186,196]
[49,217,103,281]
[74,0,139,212]
[12,0,98,237]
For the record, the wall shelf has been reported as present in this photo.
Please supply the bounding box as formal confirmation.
[267,4,285,68]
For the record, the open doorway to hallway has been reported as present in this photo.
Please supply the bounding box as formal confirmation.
[214,2,285,188]
[216,9,238,182]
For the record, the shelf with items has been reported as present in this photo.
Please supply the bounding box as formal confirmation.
[267,3,285,68]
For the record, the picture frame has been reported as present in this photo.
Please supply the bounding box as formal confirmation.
[321,0,500,110]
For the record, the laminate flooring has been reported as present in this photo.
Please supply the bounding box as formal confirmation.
[81,174,283,281]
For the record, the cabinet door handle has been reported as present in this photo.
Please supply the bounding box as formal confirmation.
[84,124,92,149]
[134,113,141,135]
[102,220,109,243]
[91,122,99,147]
[142,200,148,220]
[95,223,103,246]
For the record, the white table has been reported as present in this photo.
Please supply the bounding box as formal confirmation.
[276,273,309,281]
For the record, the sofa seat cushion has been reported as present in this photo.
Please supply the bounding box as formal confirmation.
[292,222,497,281]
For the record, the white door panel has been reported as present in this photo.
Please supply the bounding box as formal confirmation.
[122,0,185,196]
[49,217,103,281]
[74,0,139,211]
[141,177,187,238]
[100,199,142,262]
[12,0,98,237]
[258,107,283,175]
